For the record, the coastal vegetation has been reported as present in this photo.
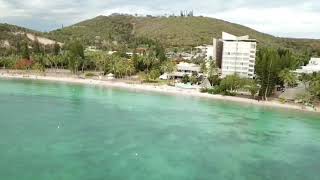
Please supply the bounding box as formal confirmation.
[1,34,320,106]
[0,14,320,107]
[199,48,320,105]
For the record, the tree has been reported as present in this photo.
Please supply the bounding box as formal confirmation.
[142,51,158,75]
[33,37,41,54]
[220,74,244,93]
[15,59,33,70]
[296,92,314,105]
[66,41,85,74]
[66,53,81,74]
[114,58,125,78]
[68,41,84,59]
[45,54,54,69]
[279,68,298,87]
[0,55,20,69]
[182,75,189,84]
[190,75,198,85]
[200,62,207,74]
[309,73,320,99]
[160,61,176,74]
[124,60,135,77]
[244,79,260,98]
[53,42,61,55]
[191,56,205,65]
[180,10,184,17]
[208,60,218,77]
[15,41,21,55]
[52,55,61,70]
[32,54,46,72]
[298,49,312,66]
[299,73,312,89]
[255,48,281,100]
[148,69,161,80]
[104,54,117,75]
[278,48,299,70]
[208,75,221,86]
[21,41,30,60]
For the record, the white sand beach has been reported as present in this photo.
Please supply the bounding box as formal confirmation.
[0,72,319,113]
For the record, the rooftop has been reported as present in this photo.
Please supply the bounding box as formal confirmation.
[177,62,201,72]
[222,32,257,42]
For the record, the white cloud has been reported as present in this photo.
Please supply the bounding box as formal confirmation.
[0,0,319,38]
[212,6,320,38]
[0,0,9,16]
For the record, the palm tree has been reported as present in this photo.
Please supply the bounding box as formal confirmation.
[125,60,135,77]
[143,51,158,75]
[245,79,260,98]
[160,61,176,74]
[142,56,152,75]
[160,61,176,82]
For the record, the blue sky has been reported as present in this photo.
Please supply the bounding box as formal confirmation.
[0,0,319,38]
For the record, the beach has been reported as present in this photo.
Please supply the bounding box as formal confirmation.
[0,71,318,113]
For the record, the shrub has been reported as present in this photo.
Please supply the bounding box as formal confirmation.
[208,87,223,94]
[148,69,161,80]
[208,75,221,86]
[279,98,287,104]
[296,92,314,105]
[200,88,208,93]
[190,75,198,85]
[85,72,97,77]
[206,86,236,96]
[15,59,33,70]
[182,74,189,84]
[32,62,45,72]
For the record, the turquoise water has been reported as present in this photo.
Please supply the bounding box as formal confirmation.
[0,79,320,180]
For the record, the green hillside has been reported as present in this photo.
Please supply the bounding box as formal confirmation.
[0,23,43,48]
[1,15,319,55]
[133,16,277,47]
[45,14,320,54]
[46,15,134,46]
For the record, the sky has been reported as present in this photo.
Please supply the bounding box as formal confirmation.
[0,0,319,39]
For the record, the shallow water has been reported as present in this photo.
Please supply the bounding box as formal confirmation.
[0,79,319,180]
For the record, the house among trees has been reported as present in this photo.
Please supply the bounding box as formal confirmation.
[295,57,320,74]
[170,62,201,79]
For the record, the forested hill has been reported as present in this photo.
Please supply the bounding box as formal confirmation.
[0,23,39,34]
[47,15,276,46]
[0,23,38,46]
[0,23,56,50]
[1,15,320,55]
[46,14,320,54]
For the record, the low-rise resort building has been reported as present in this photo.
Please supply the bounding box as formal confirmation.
[295,57,320,74]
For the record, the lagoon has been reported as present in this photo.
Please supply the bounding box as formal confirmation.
[0,79,319,180]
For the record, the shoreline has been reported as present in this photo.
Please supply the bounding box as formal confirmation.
[0,72,319,113]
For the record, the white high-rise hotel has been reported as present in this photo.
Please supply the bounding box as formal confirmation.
[218,32,257,79]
